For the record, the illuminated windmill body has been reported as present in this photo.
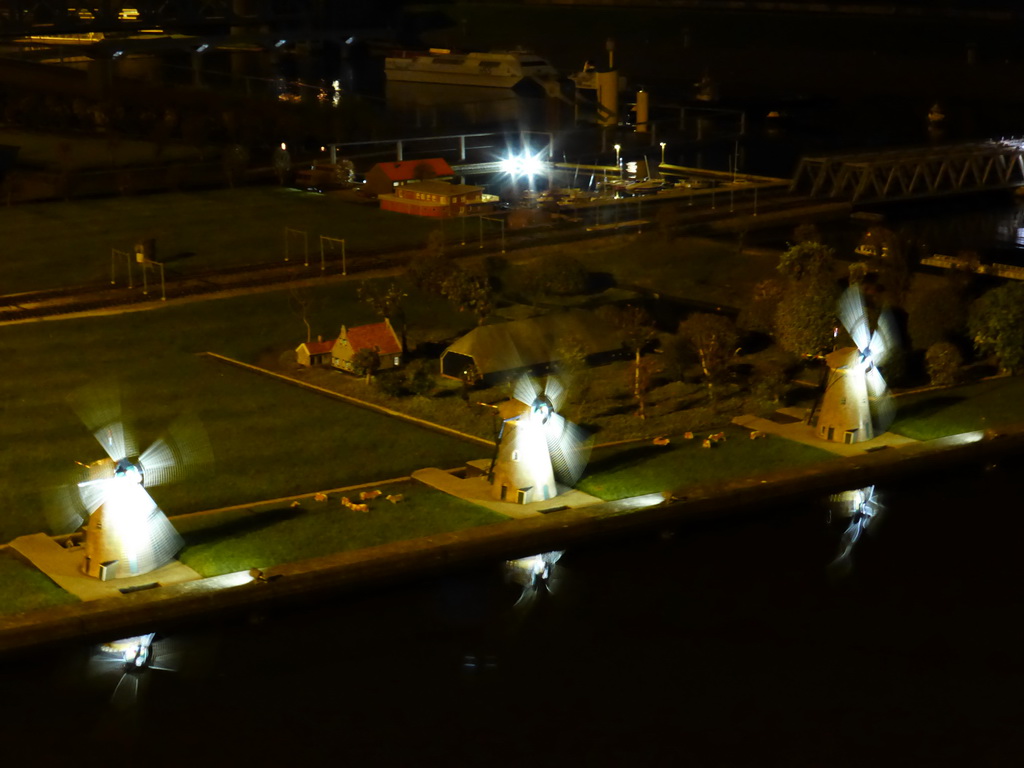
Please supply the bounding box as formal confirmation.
[816,287,897,445]
[56,385,210,581]
[490,376,591,504]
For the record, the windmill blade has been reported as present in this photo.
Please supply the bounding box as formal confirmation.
[106,484,184,576]
[67,382,137,461]
[110,672,141,710]
[865,365,896,433]
[541,376,567,413]
[44,468,94,533]
[544,413,593,485]
[75,477,113,518]
[837,286,871,353]
[511,375,541,408]
[139,414,213,487]
[866,308,899,367]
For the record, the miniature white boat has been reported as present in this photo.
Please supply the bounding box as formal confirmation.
[385,48,558,89]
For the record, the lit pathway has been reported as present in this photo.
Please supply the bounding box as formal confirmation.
[732,407,919,457]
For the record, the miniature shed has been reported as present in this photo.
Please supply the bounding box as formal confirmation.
[440,309,620,382]
[296,337,335,367]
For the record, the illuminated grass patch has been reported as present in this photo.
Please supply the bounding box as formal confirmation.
[890,377,1024,441]
[578,426,833,501]
[178,483,509,577]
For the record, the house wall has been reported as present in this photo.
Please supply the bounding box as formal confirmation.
[380,197,452,218]
[333,350,401,373]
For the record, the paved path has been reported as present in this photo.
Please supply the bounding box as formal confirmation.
[732,406,919,457]
[8,533,200,601]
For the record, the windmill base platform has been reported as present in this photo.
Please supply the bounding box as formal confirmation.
[412,460,604,519]
[732,411,919,456]
[8,533,200,602]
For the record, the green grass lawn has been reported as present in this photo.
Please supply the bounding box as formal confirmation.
[0,187,437,294]
[0,282,483,544]
[578,425,834,501]
[0,551,79,615]
[177,481,509,577]
[891,376,1024,441]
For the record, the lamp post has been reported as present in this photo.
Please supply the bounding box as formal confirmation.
[660,142,667,165]
[614,144,621,176]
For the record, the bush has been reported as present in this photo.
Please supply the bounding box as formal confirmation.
[375,370,405,397]
[925,341,963,387]
[751,359,790,405]
[406,359,435,396]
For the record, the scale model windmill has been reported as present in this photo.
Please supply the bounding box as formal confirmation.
[52,384,211,581]
[816,286,898,445]
[489,376,592,504]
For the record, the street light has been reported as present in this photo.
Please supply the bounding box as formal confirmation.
[660,142,667,165]
[614,144,621,175]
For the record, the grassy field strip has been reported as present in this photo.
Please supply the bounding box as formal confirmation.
[202,351,495,448]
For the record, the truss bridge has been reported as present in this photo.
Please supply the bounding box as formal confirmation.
[0,0,391,36]
[790,141,1024,204]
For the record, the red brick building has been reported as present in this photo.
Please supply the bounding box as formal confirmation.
[379,179,491,218]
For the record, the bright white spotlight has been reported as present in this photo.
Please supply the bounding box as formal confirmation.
[500,151,546,178]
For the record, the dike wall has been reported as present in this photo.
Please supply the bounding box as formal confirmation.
[1,424,1021,657]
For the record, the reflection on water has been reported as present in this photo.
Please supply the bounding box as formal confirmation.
[3,459,1023,763]
[827,486,883,576]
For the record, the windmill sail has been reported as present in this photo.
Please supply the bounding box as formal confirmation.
[491,375,592,504]
[51,382,211,579]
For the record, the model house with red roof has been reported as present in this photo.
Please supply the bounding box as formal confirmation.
[295,336,335,367]
[364,158,454,197]
[330,318,403,374]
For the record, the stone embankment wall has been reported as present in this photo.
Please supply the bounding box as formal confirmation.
[1,425,1019,657]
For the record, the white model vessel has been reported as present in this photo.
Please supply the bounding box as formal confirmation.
[385,48,558,89]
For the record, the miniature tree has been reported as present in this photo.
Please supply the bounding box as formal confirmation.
[553,334,593,424]
[288,284,318,345]
[359,279,408,353]
[605,304,658,419]
[406,359,435,397]
[442,265,493,325]
[738,278,784,335]
[677,313,738,402]
[969,282,1024,373]
[351,347,381,384]
[777,241,835,282]
[925,341,962,387]
[774,271,839,358]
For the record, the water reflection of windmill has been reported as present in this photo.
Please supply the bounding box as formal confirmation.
[506,550,565,608]
[828,486,884,571]
[87,633,181,709]
[53,382,211,580]
[816,286,898,444]
[489,376,592,504]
